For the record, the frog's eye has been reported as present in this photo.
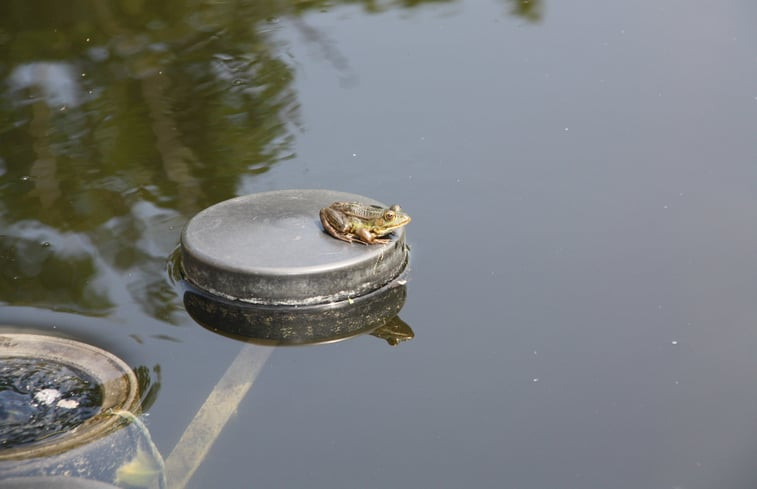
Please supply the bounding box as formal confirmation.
[384,210,395,221]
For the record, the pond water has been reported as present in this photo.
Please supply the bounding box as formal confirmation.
[2,1,757,488]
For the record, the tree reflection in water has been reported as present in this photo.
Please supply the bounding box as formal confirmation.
[0,0,542,321]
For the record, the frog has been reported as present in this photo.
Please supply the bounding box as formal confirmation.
[319,201,411,244]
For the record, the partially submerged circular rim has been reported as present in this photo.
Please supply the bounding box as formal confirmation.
[0,334,140,461]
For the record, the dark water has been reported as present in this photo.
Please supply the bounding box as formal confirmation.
[2,1,757,488]
[0,358,102,448]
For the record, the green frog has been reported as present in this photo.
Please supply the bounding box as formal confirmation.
[320,201,411,244]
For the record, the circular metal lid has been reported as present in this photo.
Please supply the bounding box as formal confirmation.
[180,189,410,305]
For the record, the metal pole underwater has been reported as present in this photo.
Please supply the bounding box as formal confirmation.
[163,344,273,489]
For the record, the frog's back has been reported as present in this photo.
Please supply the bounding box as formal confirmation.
[330,201,386,219]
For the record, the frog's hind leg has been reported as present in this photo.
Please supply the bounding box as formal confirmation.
[321,208,352,243]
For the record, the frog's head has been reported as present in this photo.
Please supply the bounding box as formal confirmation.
[372,204,411,236]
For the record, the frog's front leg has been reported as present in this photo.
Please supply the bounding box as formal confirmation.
[355,228,390,245]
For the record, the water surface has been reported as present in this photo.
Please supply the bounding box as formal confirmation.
[2,1,757,488]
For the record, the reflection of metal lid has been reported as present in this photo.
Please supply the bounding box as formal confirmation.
[0,334,140,462]
[184,280,407,345]
[180,189,409,306]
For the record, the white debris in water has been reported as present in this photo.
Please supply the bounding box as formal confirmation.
[34,388,61,405]
[532,378,539,383]
[671,340,679,345]
[57,399,80,409]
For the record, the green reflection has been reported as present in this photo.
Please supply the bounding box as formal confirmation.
[506,0,543,22]
[0,235,112,314]
[0,0,541,319]
[370,316,414,346]
[0,1,300,319]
